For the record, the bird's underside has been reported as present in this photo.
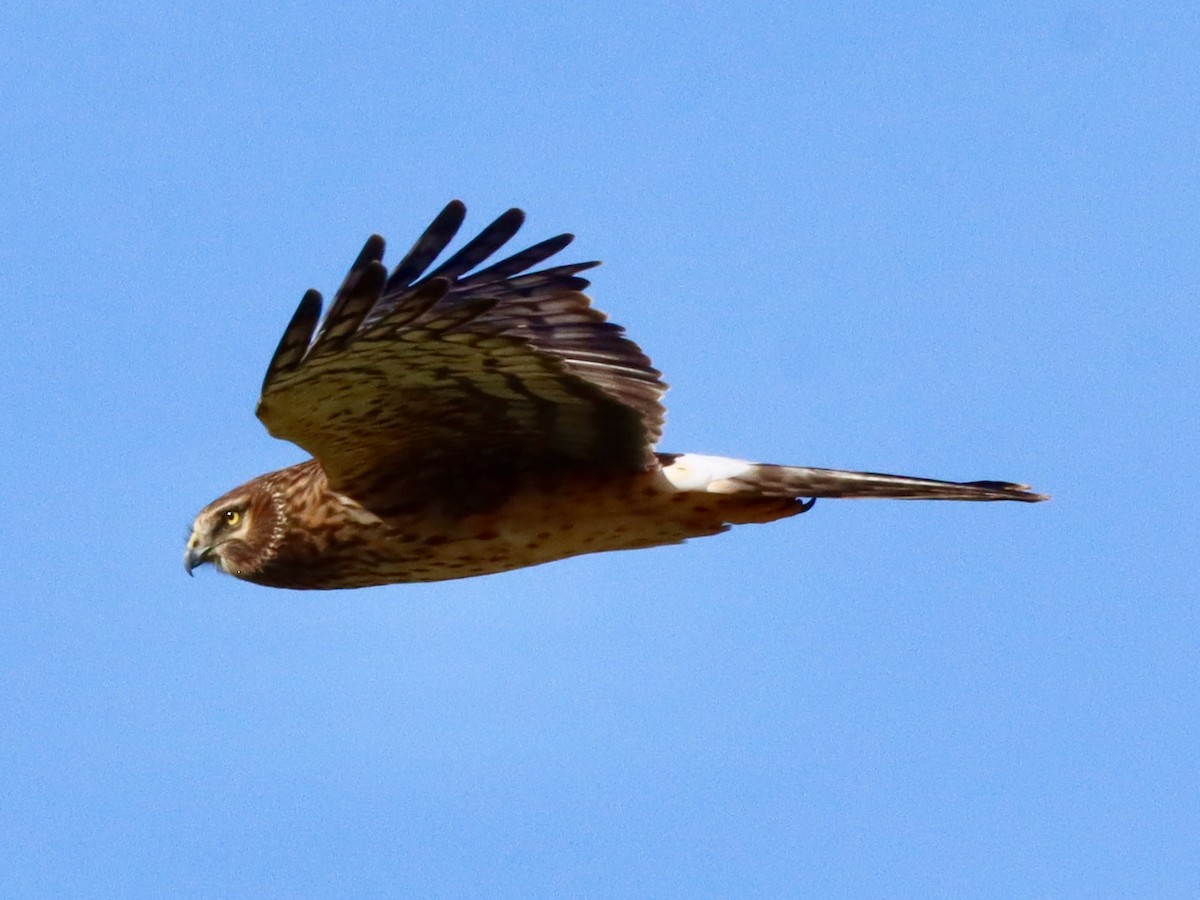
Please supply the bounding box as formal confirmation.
[185,201,1046,590]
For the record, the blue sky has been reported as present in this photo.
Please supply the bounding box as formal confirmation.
[2,2,1197,896]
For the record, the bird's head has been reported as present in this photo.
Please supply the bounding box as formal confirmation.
[185,480,284,580]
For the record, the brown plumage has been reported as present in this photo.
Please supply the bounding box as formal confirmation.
[185,201,1046,589]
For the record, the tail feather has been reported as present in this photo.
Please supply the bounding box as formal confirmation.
[659,453,1048,503]
[727,464,1047,502]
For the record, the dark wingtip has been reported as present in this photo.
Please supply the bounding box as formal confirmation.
[353,234,386,268]
[261,288,323,389]
[498,207,526,226]
[434,201,468,236]
[384,201,469,290]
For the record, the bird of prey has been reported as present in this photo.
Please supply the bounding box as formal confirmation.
[184,201,1045,589]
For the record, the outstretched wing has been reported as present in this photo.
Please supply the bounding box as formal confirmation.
[255,201,666,515]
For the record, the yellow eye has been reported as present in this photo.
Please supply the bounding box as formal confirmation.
[223,509,242,528]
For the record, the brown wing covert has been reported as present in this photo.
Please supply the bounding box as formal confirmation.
[256,201,667,513]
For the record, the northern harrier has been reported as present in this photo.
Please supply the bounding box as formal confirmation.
[185,201,1045,589]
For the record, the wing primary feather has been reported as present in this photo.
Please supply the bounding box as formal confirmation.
[262,288,322,388]
[349,234,386,270]
[457,233,576,285]
[385,200,467,291]
[504,262,601,293]
[312,235,384,345]
[310,261,387,352]
[426,208,526,282]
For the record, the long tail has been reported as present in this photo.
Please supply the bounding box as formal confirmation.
[659,453,1048,502]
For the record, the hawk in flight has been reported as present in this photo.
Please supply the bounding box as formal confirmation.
[185,201,1045,589]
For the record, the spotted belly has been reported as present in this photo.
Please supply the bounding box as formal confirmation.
[252,468,800,589]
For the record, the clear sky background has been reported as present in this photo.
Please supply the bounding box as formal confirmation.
[1,2,1196,897]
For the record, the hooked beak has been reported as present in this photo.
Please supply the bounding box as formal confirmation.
[184,544,211,577]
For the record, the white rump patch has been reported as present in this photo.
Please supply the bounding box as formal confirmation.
[661,454,756,492]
